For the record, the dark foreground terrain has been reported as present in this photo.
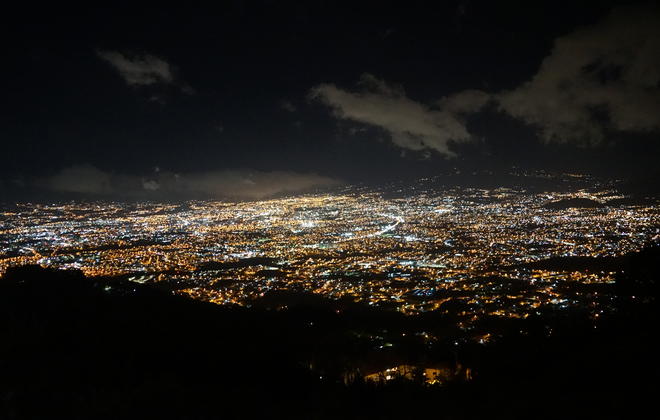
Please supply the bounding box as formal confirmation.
[1,247,658,419]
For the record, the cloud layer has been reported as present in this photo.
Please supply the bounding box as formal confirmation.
[97,50,175,86]
[498,4,660,144]
[311,4,660,152]
[310,74,489,157]
[40,165,340,200]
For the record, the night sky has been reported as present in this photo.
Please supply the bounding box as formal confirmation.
[3,1,660,198]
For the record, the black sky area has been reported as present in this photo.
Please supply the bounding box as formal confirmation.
[3,1,660,198]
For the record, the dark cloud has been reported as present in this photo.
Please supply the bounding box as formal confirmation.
[97,50,175,86]
[310,74,488,157]
[280,100,297,112]
[39,165,340,200]
[43,164,114,195]
[311,4,660,155]
[437,89,491,114]
[497,4,660,144]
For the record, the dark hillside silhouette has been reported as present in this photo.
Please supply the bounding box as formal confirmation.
[1,252,658,419]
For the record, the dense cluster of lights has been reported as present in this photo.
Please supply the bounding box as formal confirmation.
[1,183,658,329]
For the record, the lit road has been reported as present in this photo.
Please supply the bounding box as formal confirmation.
[337,213,404,243]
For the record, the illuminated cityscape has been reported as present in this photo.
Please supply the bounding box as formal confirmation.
[4,2,660,417]
[3,179,657,336]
